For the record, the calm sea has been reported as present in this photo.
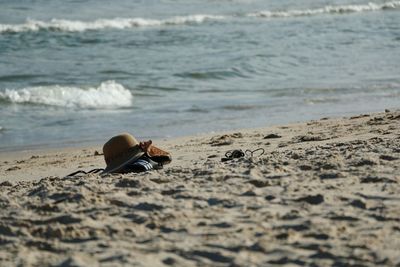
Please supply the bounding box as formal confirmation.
[0,0,399,151]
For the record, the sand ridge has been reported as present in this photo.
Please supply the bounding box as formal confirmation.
[0,110,399,266]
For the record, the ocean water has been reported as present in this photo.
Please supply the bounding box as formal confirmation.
[0,0,399,151]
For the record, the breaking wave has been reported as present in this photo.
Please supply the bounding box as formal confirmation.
[0,1,398,34]
[249,1,400,18]
[0,81,133,109]
[0,14,225,33]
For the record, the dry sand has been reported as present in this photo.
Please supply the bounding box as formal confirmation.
[0,110,399,266]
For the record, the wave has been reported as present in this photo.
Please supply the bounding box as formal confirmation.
[0,1,398,34]
[0,81,133,109]
[0,74,46,82]
[249,1,400,18]
[0,14,225,33]
[175,69,249,80]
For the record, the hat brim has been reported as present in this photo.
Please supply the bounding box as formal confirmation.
[102,147,145,174]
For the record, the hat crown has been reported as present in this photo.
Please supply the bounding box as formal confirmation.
[103,133,139,165]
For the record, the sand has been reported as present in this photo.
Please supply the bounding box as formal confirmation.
[0,110,399,266]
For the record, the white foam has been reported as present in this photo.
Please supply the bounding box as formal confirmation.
[0,81,133,109]
[1,1,397,34]
[248,1,400,18]
[0,14,225,33]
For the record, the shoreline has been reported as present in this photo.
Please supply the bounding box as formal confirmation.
[1,106,397,154]
[0,109,398,183]
[0,109,399,266]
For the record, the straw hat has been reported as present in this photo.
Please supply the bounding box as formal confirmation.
[102,133,145,174]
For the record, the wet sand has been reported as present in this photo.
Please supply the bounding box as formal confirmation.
[0,110,399,266]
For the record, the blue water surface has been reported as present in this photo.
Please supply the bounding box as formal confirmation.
[0,0,399,150]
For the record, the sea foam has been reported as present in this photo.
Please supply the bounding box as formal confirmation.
[249,1,400,18]
[0,14,225,33]
[0,81,133,109]
[0,1,398,34]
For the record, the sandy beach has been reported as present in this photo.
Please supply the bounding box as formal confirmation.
[0,110,399,266]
